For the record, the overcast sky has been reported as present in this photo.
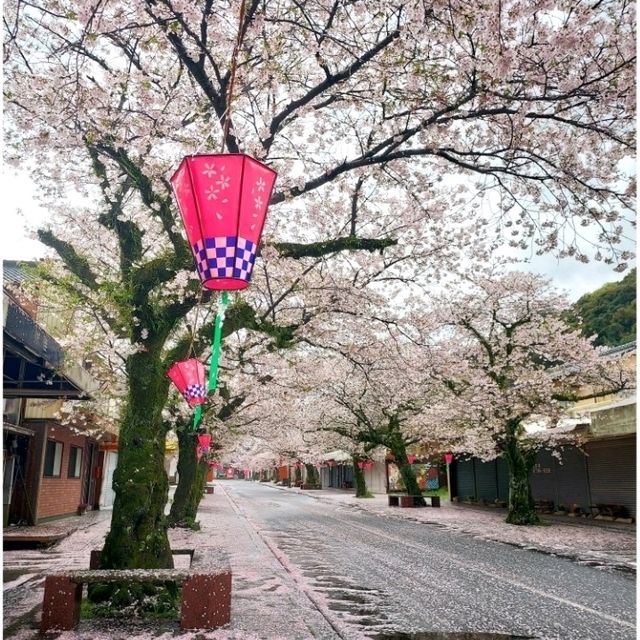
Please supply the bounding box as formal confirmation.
[2,169,633,302]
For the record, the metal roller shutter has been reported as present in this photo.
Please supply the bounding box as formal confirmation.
[530,449,556,503]
[554,446,591,512]
[585,437,636,516]
[496,457,509,501]
[455,459,476,501]
[475,459,499,502]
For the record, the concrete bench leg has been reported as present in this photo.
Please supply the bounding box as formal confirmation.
[181,571,232,629]
[41,575,82,632]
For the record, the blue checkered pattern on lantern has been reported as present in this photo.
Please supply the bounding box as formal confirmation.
[183,383,206,402]
[193,236,257,282]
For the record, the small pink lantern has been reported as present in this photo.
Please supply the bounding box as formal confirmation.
[444,452,454,465]
[167,358,207,406]
[197,433,212,453]
[170,154,277,291]
[364,460,374,471]
[407,454,417,464]
[357,461,365,470]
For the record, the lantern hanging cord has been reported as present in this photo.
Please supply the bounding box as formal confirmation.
[192,291,229,431]
[221,0,248,152]
[208,290,229,392]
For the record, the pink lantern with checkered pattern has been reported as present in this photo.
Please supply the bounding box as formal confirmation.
[170,154,277,291]
[167,358,207,407]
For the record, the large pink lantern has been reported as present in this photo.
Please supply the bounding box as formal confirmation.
[167,358,207,407]
[170,154,277,291]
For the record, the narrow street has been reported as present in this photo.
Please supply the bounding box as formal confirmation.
[224,481,636,640]
[2,481,636,640]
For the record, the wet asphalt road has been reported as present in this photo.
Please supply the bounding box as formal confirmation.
[224,481,636,640]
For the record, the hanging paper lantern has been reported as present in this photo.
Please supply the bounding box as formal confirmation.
[444,452,454,465]
[167,358,207,406]
[197,433,212,453]
[170,154,278,291]
[407,454,417,464]
[357,461,365,470]
[364,460,374,471]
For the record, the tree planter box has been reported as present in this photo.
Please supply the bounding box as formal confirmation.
[41,548,231,632]
[204,485,215,494]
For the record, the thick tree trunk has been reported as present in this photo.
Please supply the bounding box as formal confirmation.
[100,349,173,569]
[304,463,319,486]
[168,425,197,526]
[352,455,369,498]
[389,440,425,506]
[504,424,540,525]
[185,460,208,521]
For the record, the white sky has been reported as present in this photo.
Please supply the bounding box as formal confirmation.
[2,169,633,302]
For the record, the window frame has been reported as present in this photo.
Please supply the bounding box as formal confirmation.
[68,445,83,479]
[43,440,63,478]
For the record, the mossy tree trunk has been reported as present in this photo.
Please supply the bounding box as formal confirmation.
[503,419,540,525]
[387,436,425,506]
[352,455,368,498]
[168,423,197,526]
[100,348,174,569]
[304,463,319,485]
[185,460,208,521]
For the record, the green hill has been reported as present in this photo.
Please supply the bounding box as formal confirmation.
[566,268,636,347]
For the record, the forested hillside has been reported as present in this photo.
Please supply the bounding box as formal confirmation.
[567,269,636,347]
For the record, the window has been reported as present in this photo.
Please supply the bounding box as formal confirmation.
[3,398,22,425]
[68,446,83,478]
[44,440,63,477]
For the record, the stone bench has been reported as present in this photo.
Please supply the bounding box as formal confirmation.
[41,548,231,632]
[388,494,440,508]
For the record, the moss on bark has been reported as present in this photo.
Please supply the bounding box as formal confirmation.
[304,463,319,485]
[504,426,540,525]
[100,349,174,570]
[168,424,197,527]
[185,460,208,520]
[352,456,369,498]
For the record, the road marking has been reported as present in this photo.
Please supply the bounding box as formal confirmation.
[339,519,636,630]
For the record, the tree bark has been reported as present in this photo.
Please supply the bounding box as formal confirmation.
[100,349,174,570]
[388,438,425,506]
[185,460,208,521]
[503,422,540,525]
[304,463,320,486]
[168,425,197,526]
[352,455,369,498]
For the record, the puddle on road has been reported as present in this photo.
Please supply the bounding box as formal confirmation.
[369,634,535,639]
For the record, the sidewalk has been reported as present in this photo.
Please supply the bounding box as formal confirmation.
[266,483,637,575]
[3,487,338,640]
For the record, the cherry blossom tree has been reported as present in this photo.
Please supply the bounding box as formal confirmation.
[4,0,634,571]
[428,271,635,525]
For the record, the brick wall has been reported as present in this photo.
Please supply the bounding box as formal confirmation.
[24,420,91,521]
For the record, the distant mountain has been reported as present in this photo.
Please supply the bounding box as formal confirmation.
[565,268,636,347]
